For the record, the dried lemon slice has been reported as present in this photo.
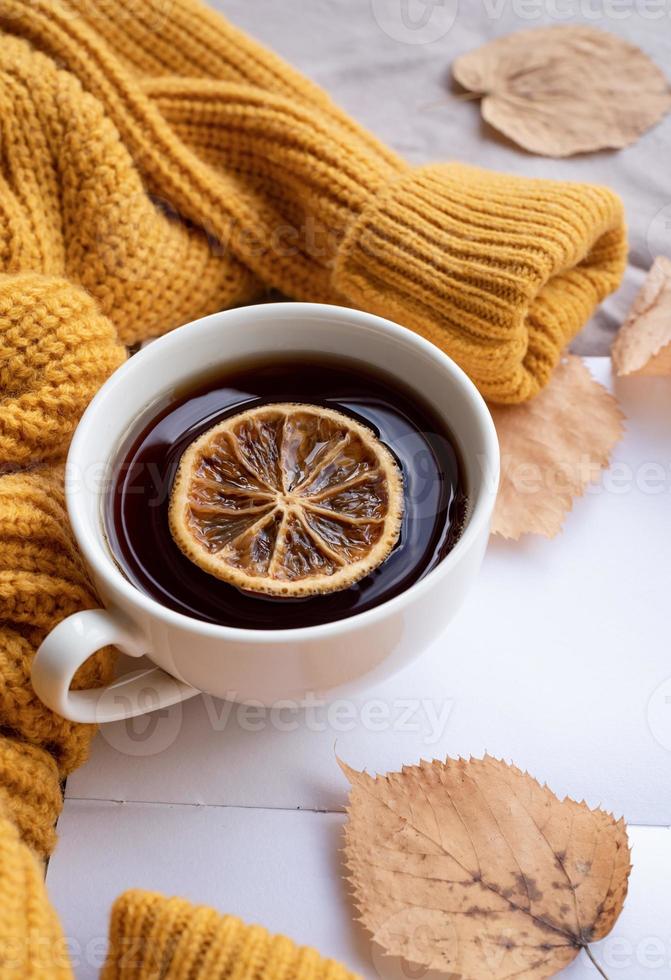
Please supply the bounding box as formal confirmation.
[168,402,403,596]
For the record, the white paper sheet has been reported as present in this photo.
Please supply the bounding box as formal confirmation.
[46,801,671,980]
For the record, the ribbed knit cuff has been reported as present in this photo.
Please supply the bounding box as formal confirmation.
[0,736,62,858]
[102,892,360,980]
[333,163,626,403]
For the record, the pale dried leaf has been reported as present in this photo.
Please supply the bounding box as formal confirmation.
[490,355,625,540]
[612,257,671,376]
[453,26,671,156]
[342,755,630,980]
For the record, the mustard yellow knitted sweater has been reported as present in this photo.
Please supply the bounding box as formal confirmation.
[0,0,626,976]
[0,0,626,401]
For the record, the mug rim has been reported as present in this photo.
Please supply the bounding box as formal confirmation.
[67,302,500,644]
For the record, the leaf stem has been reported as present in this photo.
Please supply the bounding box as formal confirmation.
[584,944,610,979]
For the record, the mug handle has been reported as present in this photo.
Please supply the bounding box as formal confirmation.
[31,609,198,724]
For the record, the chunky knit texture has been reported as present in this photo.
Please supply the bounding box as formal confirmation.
[336,164,626,398]
[0,738,62,858]
[102,892,359,980]
[0,464,117,775]
[0,0,627,976]
[0,277,126,468]
[0,812,73,979]
[0,0,626,401]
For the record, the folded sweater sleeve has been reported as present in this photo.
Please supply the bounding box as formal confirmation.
[1,0,626,402]
[102,891,360,980]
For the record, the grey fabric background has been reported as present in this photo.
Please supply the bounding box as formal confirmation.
[208,0,671,354]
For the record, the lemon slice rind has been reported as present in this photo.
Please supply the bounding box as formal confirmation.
[168,402,403,597]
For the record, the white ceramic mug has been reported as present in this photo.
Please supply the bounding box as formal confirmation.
[31,303,499,723]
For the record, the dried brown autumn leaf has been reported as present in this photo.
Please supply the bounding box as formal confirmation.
[452,26,671,157]
[612,257,671,377]
[342,755,630,980]
[490,355,624,540]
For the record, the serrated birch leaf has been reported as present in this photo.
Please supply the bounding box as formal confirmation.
[342,754,630,979]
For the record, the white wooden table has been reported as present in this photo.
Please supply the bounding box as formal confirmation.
[46,359,671,979]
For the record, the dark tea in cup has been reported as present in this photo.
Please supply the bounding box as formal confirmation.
[106,354,466,630]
